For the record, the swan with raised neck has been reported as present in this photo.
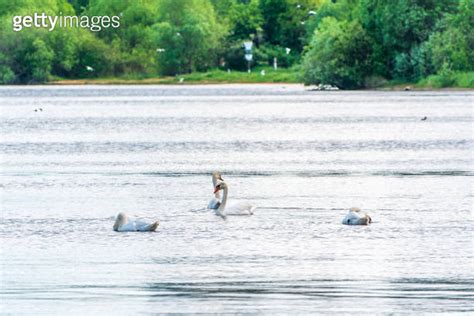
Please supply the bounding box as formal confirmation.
[208,171,223,209]
[214,181,255,218]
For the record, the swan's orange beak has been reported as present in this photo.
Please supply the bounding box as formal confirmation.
[214,186,220,194]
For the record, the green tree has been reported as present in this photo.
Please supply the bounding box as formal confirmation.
[0,0,79,83]
[153,0,225,75]
[303,0,356,45]
[427,0,474,73]
[302,17,372,89]
[47,29,80,77]
[67,0,89,14]
[229,0,263,41]
[0,52,15,83]
[260,0,323,51]
[357,0,458,77]
[70,30,111,77]
[26,38,54,82]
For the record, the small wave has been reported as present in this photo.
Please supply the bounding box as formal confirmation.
[143,278,474,301]
[1,139,472,155]
[3,169,472,179]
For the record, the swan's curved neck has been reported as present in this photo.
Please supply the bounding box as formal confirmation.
[217,185,228,214]
[212,176,221,199]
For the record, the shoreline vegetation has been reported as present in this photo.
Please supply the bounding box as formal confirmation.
[1,1,472,90]
[46,67,473,90]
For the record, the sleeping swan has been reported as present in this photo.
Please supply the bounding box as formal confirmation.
[342,207,372,225]
[113,212,159,232]
[207,171,224,209]
[213,181,256,218]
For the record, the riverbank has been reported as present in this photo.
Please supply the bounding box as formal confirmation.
[381,71,474,90]
[49,66,300,85]
[46,68,473,90]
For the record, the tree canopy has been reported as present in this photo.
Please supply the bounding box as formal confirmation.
[0,0,472,87]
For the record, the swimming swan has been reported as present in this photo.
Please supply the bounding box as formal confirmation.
[213,181,255,218]
[113,212,159,232]
[342,207,372,225]
[207,171,223,209]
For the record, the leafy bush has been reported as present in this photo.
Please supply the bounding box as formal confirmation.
[393,44,432,81]
[70,31,112,77]
[0,66,15,84]
[302,17,372,89]
[426,0,473,74]
[153,0,225,75]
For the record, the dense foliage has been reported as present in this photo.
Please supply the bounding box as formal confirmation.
[0,0,472,88]
[303,0,473,88]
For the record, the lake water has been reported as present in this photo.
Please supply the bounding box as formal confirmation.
[0,85,473,314]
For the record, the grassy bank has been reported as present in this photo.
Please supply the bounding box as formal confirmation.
[378,71,474,90]
[416,71,474,89]
[50,66,301,85]
[48,68,472,90]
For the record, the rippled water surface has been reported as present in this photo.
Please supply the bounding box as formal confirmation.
[1,85,473,314]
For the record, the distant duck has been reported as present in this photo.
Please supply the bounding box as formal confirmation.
[342,207,372,225]
[404,86,411,91]
[207,171,224,209]
[113,212,159,232]
[421,116,427,121]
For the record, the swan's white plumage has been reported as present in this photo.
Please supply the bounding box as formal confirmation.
[218,201,255,216]
[113,213,159,232]
[207,171,223,210]
[214,181,255,218]
[342,207,372,225]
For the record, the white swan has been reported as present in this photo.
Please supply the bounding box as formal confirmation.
[113,212,159,232]
[207,171,223,209]
[213,181,255,218]
[342,207,372,225]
